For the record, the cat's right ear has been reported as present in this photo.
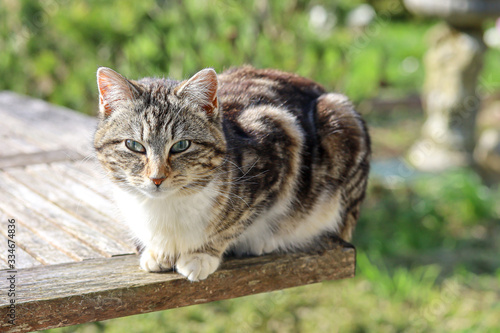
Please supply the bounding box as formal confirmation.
[97,67,139,118]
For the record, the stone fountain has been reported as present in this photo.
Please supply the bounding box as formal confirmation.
[404,0,500,172]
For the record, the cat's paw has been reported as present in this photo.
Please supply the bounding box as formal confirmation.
[176,253,220,282]
[140,248,173,272]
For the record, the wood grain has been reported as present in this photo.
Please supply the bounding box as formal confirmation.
[0,239,355,333]
[51,161,114,200]
[0,204,75,267]
[0,232,40,269]
[7,165,135,253]
[0,150,83,169]
[26,163,117,219]
[0,135,40,156]
[0,172,128,257]
[0,91,97,156]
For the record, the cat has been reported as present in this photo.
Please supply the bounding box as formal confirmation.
[94,65,370,281]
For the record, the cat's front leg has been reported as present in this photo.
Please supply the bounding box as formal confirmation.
[140,247,174,272]
[176,252,221,282]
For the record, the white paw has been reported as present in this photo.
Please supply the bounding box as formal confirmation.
[140,248,173,272]
[176,253,220,281]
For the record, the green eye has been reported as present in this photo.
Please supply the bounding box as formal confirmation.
[171,140,191,153]
[125,139,146,153]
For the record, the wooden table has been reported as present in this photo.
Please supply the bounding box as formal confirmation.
[0,92,356,333]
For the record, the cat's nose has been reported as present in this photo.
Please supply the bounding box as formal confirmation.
[150,177,166,186]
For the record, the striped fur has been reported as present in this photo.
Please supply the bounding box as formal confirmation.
[94,66,370,281]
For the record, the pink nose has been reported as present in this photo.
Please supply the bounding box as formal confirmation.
[151,177,166,186]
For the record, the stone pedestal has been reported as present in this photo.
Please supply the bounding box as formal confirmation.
[404,0,500,171]
[408,24,486,170]
[474,100,500,186]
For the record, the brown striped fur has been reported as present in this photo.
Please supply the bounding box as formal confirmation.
[94,65,370,281]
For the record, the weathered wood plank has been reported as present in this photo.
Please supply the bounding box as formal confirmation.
[0,239,355,333]
[25,163,117,220]
[0,150,83,169]
[0,92,96,156]
[0,178,112,265]
[51,161,114,200]
[0,114,68,151]
[0,137,22,156]
[0,135,40,156]
[0,172,124,258]
[0,232,41,270]
[0,206,74,267]
[4,135,43,154]
[7,165,135,253]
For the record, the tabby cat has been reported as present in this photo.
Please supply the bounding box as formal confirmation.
[94,66,370,281]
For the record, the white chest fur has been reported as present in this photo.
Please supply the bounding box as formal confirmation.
[113,186,216,255]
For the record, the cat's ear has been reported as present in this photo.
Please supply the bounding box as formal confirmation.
[175,68,219,116]
[96,67,140,118]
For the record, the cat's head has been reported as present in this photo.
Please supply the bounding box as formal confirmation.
[94,67,226,198]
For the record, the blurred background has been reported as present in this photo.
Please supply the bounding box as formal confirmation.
[1,0,499,331]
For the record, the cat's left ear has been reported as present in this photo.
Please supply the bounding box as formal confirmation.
[175,68,219,116]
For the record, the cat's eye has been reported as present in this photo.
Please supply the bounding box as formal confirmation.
[125,139,146,153]
[170,140,191,153]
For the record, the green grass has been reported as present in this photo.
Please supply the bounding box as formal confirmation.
[2,0,428,114]
[3,1,499,114]
[3,0,499,115]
